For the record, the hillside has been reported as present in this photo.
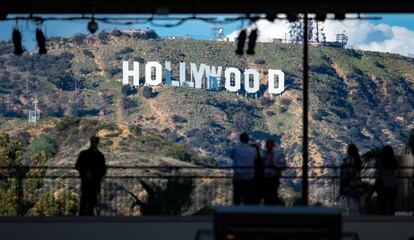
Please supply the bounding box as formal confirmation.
[0,29,413,211]
[1,30,413,166]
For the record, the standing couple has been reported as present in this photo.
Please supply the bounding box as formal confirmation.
[231,132,286,205]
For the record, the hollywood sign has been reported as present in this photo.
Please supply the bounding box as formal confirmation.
[122,61,285,95]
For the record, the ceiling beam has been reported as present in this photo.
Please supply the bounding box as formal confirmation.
[1,0,414,14]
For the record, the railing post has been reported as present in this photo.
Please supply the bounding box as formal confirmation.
[301,11,310,206]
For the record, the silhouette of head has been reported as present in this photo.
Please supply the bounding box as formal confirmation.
[265,140,275,152]
[240,133,249,143]
[380,145,397,170]
[347,144,362,169]
[90,136,100,149]
[347,144,359,158]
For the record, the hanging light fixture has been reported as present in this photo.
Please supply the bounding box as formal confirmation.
[286,12,298,22]
[235,29,247,55]
[12,28,24,55]
[0,12,7,20]
[36,28,47,55]
[87,19,98,34]
[265,13,277,22]
[315,12,327,22]
[246,29,258,55]
[335,12,346,21]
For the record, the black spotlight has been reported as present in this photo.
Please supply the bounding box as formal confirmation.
[335,12,346,21]
[235,29,247,55]
[36,28,47,55]
[246,29,258,55]
[315,13,327,22]
[12,28,24,56]
[266,13,277,22]
[0,12,7,20]
[286,12,298,22]
[87,19,98,34]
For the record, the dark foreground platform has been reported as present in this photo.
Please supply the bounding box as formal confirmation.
[0,215,414,240]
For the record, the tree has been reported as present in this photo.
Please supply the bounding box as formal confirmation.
[27,190,78,216]
[126,178,194,215]
[0,132,22,177]
[0,132,78,216]
[25,151,48,198]
[0,132,22,216]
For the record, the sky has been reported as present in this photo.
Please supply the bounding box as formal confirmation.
[2,14,414,56]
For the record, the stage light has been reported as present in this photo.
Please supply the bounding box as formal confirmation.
[235,29,247,55]
[0,12,7,20]
[87,19,98,34]
[36,28,47,55]
[315,13,327,22]
[12,29,24,56]
[266,13,277,22]
[286,13,298,22]
[335,13,346,21]
[246,29,258,55]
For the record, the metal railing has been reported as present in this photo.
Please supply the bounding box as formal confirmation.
[0,166,413,216]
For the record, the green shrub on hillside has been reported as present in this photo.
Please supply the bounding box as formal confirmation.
[122,97,138,111]
[55,116,81,132]
[143,86,155,98]
[96,122,118,132]
[121,85,138,96]
[164,144,192,162]
[82,49,95,58]
[73,33,86,45]
[27,133,59,159]
[106,67,122,77]
[171,115,188,123]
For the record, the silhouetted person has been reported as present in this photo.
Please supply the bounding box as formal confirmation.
[375,145,397,215]
[262,140,286,205]
[75,136,107,216]
[340,144,362,215]
[231,133,257,205]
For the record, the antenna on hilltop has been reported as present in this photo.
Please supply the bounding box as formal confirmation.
[336,31,348,47]
[28,94,40,124]
[211,25,224,41]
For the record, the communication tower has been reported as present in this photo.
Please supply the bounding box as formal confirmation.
[336,32,348,47]
[211,25,224,41]
[28,95,40,124]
